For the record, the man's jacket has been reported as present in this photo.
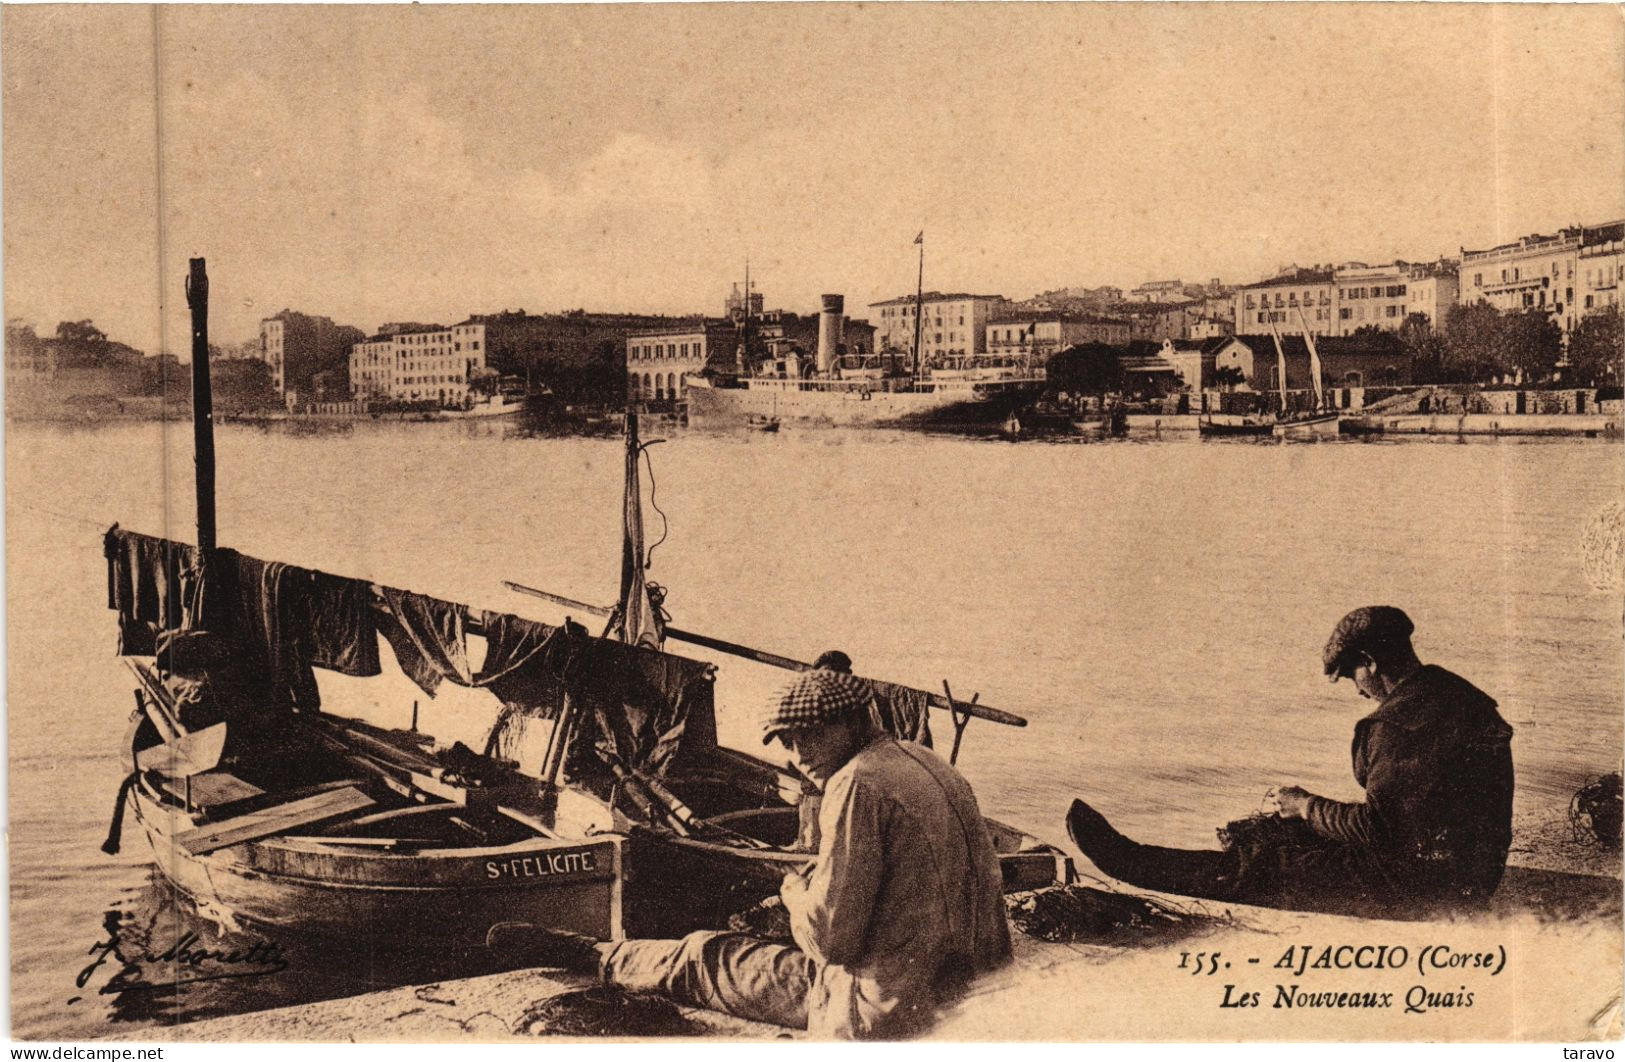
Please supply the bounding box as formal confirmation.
[1305,665,1515,904]
[780,737,1011,1039]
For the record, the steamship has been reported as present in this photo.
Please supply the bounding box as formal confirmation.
[685,294,1046,431]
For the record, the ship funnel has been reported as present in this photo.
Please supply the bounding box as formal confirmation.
[817,294,844,373]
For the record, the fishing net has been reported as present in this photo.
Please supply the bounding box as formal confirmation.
[1218,812,1324,857]
[727,896,793,942]
[1570,773,1623,849]
[1006,884,1221,945]
[514,985,702,1038]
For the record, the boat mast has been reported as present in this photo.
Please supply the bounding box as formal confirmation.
[911,232,924,378]
[186,258,217,554]
[1267,318,1290,416]
[1295,305,1326,411]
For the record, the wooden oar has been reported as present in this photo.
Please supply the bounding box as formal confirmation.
[503,580,1028,728]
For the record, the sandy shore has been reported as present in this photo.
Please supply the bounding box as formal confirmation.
[133,857,1618,1044]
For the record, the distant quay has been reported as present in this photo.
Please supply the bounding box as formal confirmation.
[1341,412,1621,437]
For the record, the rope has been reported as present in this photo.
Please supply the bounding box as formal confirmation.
[12,501,113,532]
[639,442,669,570]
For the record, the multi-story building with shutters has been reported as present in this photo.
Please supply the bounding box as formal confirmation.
[869,292,1009,362]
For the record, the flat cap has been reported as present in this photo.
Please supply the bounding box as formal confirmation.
[761,669,872,745]
[1323,605,1415,679]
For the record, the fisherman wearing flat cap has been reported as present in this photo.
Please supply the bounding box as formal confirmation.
[1067,606,1514,918]
[490,663,1011,1039]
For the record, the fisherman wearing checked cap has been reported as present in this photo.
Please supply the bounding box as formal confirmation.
[1068,606,1515,918]
[490,660,1011,1039]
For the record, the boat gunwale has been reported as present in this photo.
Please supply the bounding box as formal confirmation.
[129,777,623,865]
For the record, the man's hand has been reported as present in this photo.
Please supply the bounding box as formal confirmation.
[780,866,809,897]
[1275,785,1313,819]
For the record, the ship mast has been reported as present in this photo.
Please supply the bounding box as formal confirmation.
[911,231,925,378]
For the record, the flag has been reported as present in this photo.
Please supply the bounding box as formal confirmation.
[615,414,665,650]
[914,231,924,245]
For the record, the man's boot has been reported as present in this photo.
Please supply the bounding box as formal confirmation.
[1067,799,1239,902]
[486,922,605,974]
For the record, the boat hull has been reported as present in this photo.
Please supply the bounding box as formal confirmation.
[1199,415,1276,437]
[131,785,625,948]
[686,377,1042,430]
[1272,413,1341,438]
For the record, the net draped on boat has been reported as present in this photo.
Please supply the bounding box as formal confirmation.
[104,525,719,779]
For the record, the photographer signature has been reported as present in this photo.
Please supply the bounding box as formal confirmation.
[75,912,289,996]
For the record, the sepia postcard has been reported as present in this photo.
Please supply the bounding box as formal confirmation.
[4,2,1623,1049]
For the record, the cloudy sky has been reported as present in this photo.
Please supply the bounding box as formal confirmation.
[4,4,1622,354]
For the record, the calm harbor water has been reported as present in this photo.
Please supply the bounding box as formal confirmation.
[7,416,1623,1039]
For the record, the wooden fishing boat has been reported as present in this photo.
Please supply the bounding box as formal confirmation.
[1268,311,1340,439]
[1270,411,1340,439]
[103,259,1071,949]
[121,675,627,947]
[1199,411,1276,437]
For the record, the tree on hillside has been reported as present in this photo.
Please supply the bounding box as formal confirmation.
[1443,302,1505,382]
[1501,309,1564,382]
[211,357,278,411]
[1398,312,1445,383]
[1567,307,1623,387]
[56,319,107,346]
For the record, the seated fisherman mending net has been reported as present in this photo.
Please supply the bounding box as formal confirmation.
[489,666,1012,1039]
[1067,606,1515,920]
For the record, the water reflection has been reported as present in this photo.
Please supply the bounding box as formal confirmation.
[82,869,507,1030]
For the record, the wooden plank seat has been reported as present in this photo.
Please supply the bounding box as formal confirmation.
[160,770,265,808]
[175,786,375,856]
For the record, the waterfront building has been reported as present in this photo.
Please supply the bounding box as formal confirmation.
[1238,260,1452,338]
[1233,268,1337,336]
[1458,226,1585,334]
[627,322,734,401]
[347,322,488,406]
[4,323,56,383]
[1333,262,1412,334]
[259,310,366,398]
[1155,338,1216,391]
[349,335,396,401]
[453,309,703,401]
[1579,221,1624,316]
[1223,334,1413,391]
[1402,261,1460,331]
[869,292,1009,361]
[984,312,1130,360]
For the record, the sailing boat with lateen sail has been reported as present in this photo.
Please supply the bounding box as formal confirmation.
[1271,309,1341,438]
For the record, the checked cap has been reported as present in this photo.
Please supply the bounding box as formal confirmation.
[761,669,873,745]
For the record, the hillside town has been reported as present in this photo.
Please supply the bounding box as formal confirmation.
[7,217,1622,431]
